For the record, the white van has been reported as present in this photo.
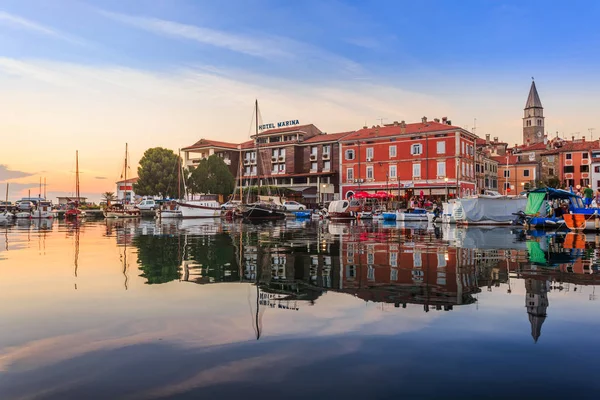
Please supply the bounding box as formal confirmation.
[137,199,157,210]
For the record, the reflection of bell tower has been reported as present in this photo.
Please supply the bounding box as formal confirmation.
[523,80,545,145]
[525,278,549,343]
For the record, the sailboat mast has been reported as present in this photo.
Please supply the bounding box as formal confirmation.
[124,143,128,202]
[75,151,79,200]
[177,149,181,200]
[39,177,41,199]
[44,177,46,199]
[5,182,8,203]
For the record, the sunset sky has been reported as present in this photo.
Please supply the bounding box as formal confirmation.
[1,0,600,202]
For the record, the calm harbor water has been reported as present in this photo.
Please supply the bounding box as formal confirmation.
[1,218,600,399]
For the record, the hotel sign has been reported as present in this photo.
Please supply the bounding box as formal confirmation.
[259,119,300,131]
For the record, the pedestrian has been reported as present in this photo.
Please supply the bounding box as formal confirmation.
[583,185,594,207]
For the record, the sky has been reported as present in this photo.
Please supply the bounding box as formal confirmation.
[1,0,600,202]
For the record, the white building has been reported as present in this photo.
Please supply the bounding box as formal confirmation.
[591,149,600,191]
[116,177,137,202]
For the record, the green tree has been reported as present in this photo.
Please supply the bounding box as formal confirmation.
[188,155,235,196]
[133,147,184,198]
[544,177,561,188]
[134,235,182,284]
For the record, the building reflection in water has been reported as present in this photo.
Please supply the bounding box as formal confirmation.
[128,220,600,342]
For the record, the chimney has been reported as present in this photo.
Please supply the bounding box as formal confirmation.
[486,134,490,143]
[362,125,367,129]
[572,136,575,142]
[393,121,399,126]
[442,116,447,123]
[583,136,586,142]
[421,116,427,123]
[494,136,498,142]
[400,120,406,127]
[400,120,406,134]
[434,118,440,123]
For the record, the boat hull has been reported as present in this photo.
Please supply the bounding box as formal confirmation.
[396,212,433,222]
[382,212,397,221]
[158,210,182,219]
[242,205,286,221]
[178,201,220,218]
[564,213,600,232]
[104,210,141,218]
[328,212,355,221]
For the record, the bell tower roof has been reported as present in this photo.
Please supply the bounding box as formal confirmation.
[525,80,543,109]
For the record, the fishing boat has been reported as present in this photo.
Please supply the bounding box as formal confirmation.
[514,188,587,229]
[327,199,361,221]
[564,211,600,232]
[382,211,397,221]
[396,208,434,222]
[158,151,184,219]
[31,200,54,219]
[178,197,221,218]
[239,100,286,222]
[65,151,87,220]
[104,143,141,219]
[294,211,311,219]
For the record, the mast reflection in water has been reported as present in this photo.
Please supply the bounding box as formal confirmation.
[2,219,600,398]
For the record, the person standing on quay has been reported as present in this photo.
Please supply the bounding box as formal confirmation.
[583,185,594,207]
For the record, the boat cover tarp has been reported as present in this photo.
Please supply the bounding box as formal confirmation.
[525,192,546,215]
[458,197,527,223]
[328,200,349,213]
[527,241,547,264]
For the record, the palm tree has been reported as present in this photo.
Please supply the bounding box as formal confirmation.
[102,192,117,203]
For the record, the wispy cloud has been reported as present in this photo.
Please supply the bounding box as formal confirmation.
[0,165,34,181]
[98,10,290,59]
[97,9,363,76]
[95,176,107,180]
[0,10,86,45]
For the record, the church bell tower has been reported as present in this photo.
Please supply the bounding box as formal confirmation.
[523,80,545,145]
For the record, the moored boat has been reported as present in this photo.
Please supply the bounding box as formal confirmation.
[178,199,221,218]
[396,208,433,222]
[564,212,600,232]
[517,188,588,229]
[31,200,54,219]
[241,202,286,221]
[104,143,141,219]
[294,211,311,219]
[65,151,86,220]
[454,193,527,225]
[327,199,360,221]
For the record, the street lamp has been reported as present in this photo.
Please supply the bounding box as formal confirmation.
[321,184,327,205]
[444,177,449,201]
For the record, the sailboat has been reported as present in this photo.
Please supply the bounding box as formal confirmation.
[240,100,286,222]
[104,143,141,219]
[65,150,87,220]
[31,178,54,219]
[0,183,14,223]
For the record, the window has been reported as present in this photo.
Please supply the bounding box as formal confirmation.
[347,168,354,180]
[411,144,422,155]
[323,145,330,155]
[523,169,530,177]
[504,182,510,190]
[583,152,589,159]
[595,166,600,174]
[566,179,574,187]
[547,155,555,162]
[389,165,397,179]
[272,149,278,157]
[564,166,574,173]
[549,168,555,176]
[437,253,447,268]
[581,165,590,173]
[366,147,374,159]
[462,162,466,177]
[462,142,465,154]
[437,141,446,154]
[566,153,572,160]
[323,161,331,171]
[367,266,375,281]
[538,119,542,126]
[503,170,510,178]
[390,252,398,267]
[279,163,285,172]
[391,268,398,281]
[366,166,374,180]
[437,161,446,177]
[389,145,397,157]
[279,148,285,157]
[413,252,422,267]
[597,180,600,188]
[345,149,355,160]
[311,162,317,171]
[413,163,421,178]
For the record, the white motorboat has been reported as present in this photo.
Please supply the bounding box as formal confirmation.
[454,194,527,225]
[441,200,457,224]
[178,200,221,218]
[396,208,434,222]
[15,211,32,219]
[31,200,54,219]
[0,211,14,223]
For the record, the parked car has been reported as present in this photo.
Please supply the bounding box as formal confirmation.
[221,200,241,210]
[137,199,157,210]
[282,201,306,211]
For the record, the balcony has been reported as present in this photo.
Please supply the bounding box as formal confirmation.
[244,159,250,166]
[310,154,317,161]
[271,156,278,163]
[278,156,285,162]
[322,153,330,160]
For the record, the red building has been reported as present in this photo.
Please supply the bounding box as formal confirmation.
[339,117,478,199]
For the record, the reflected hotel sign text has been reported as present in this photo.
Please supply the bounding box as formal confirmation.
[259,119,300,131]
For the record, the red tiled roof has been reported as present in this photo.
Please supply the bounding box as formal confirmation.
[256,124,314,136]
[491,155,538,165]
[340,121,464,142]
[476,138,508,146]
[240,140,255,149]
[117,177,138,184]
[303,131,354,144]
[541,139,600,155]
[514,142,548,151]
[182,138,239,151]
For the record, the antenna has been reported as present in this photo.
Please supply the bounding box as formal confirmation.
[473,118,477,135]
[377,117,387,125]
[589,128,595,141]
